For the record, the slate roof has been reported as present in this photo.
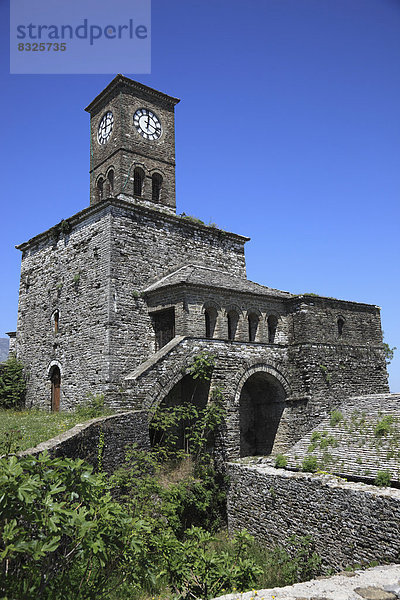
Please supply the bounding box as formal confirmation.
[275,393,400,485]
[143,264,293,298]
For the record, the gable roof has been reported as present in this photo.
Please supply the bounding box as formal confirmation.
[143,264,292,298]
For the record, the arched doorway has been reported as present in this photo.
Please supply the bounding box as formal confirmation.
[239,371,286,457]
[150,374,210,452]
[50,366,61,412]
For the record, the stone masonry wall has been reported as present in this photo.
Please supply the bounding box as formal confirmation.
[287,296,383,346]
[16,206,113,410]
[88,80,178,210]
[122,334,388,457]
[16,199,248,410]
[228,463,400,571]
[145,288,289,344]
[21,410,150,474]
[106,200,248,391]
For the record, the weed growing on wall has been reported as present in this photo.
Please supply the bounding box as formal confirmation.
[374,415,395,437]
[330,410,343,427]
[275,454,288,468]
[374,470,392,487]
[302,456,318,473]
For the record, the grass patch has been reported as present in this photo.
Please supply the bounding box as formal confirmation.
[0,409,109,453]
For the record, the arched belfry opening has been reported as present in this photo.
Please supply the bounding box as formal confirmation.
[149,374,210,452]
[239,371,286,457]
[50,366,61,412]
[133,167,145,196]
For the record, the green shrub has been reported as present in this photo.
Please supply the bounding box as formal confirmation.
[330,410,343,427]
[302,456,318,473]
[0,452,149,600]
[374,470,391,487]
[0,356,26,409]
[374,415,394,437]
[275,454,288,468]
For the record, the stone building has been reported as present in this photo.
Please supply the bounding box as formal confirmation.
[12,75,389,459]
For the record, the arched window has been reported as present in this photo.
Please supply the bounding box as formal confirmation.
[205,307,217,339]
[107,169,114,193]
[227,311,239,341]
[337,317,344,337]
[248,313,259,342]
[267,315,278,344]
[134,167,145,196]
[96,177,104,202]
[53,310,59,334]
[152,173,163,202]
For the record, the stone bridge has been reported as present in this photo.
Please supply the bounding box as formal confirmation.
[121,336,310,458]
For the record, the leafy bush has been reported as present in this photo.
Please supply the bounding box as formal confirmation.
[374,470,391,487]
[0,356,26,409]
[374,415,394,437]
[302,456,318,473]
[0,452,150,600]
[275,454,288,468]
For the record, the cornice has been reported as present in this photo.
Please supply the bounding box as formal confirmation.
[85,74,180,114]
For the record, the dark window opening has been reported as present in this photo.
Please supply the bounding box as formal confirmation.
[267,315,278,344]
[134,167,145,197]
[227,311,239,341]
[107,169,114,192]
[54,310,59,334]
[152,308,175,351]
[205,307,217,339]
[337,317,344,337]
[152,173,163,202]
[248,314,259,342]
[96,177,104,202]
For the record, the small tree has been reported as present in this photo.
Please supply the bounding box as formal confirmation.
[383,342,396,366]
[0,356,26,409]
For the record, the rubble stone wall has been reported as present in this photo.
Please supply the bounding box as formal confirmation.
[228,463,400,570]
[21,410,150,474]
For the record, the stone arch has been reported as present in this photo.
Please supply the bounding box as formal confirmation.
[146,361,196,412]
[236,364,290,457]
[148,369,211,451]
[47,360,63,377]
[201,300,221,314]
[223,303,243,317]
[234,363,291,403]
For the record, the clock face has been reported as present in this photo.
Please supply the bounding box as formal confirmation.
[133,108,162,140]
[97,111,114,145]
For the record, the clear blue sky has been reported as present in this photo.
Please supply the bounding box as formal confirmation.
[1,0,399,390]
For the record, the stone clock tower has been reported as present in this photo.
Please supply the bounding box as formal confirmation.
[85,74,180,212]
